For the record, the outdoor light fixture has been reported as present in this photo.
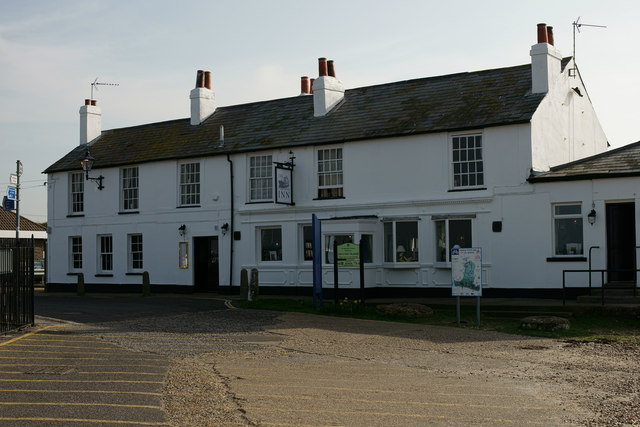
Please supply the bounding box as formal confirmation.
[221,223,229,235]
[178,224,186,236]
[588,208,597,225]
[80,148,104,190]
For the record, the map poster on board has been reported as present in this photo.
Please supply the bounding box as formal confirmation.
[451,247,482,297]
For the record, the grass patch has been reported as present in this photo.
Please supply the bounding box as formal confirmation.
[236,298,640,342]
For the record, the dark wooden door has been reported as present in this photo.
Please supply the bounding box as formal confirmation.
[193,236,219,292]
[606,203,636,282]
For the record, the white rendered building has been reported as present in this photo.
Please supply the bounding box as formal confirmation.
[46,24,635,297]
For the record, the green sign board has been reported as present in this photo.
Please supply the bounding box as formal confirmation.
[337,242,360,267]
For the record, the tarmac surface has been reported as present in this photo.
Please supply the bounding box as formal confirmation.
[1,292,623,426]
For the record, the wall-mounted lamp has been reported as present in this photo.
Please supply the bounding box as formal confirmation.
[178,224,186,236]
[221,223,229,235]
[80,148,104,190]
[588,209,597,225]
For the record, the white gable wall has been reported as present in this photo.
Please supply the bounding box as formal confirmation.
[531,58,608,171]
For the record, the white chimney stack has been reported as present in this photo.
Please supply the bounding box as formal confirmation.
[190,70,215,125]
[530,23,562,94]
[79,99,102,146]
[313,58,344,117]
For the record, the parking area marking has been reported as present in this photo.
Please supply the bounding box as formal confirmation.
[0,378,163,384]
[0,388,162,396]
[0,401,162,409]
[0,325,63,347]
[0,417,169,426]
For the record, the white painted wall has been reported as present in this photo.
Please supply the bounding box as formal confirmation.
[48,115,630,293]
[531,57,608,171]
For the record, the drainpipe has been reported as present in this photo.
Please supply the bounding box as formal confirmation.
[227,154,234,293]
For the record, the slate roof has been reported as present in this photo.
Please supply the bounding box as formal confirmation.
[0,210,46,232]
[528,141,640,183]
[45,60,569,174]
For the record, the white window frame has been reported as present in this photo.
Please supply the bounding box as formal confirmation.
[178,162,200,207]
[434,217,473,265]
[128,234,143,272]
[70,236,82,271]
[301,224,313,263]
[248,155,273,202]
[98,234,113,273]
[120,167,139,212]
[552,203,584,256]
[383,220,419,264]
[69,172,84,214]
[451,133,484,189]
[259,227,282,262]
[316,147,344,199]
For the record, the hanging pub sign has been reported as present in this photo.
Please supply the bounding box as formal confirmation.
[274,151,296,206]
[275,166,293,205]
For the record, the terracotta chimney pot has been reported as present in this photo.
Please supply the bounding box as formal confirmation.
[310,78,315,94]
[318,58,328,77]
[84,99,91,106]
[301,76,309,94]
[91,100,97,106]
[327,60,335,77]
[204,71,211,90]
[546,26,554,46]
[537,23,548,44]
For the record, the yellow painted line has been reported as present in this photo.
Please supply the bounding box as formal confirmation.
[0,388,161,396]
[0,401,162,409]
[0,363,165,369]
[0,378,162,384]
[0,356,164,363]
[0,417,168,426]
[231,406,552,425]
[0,325,64,347]
[0,370,164,376]
[7,344,118,350]
[239,393,553,411]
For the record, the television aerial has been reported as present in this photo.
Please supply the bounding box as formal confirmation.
[90,77,119,102]
[571,16,606,75]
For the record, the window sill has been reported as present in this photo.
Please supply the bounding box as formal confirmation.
[66,214,85,218]
[546,257,587,262]
[448,187,487,193]
[313,196,346,201]
[67,272,82,276]
[126,272,144,276]
[177,205,200,209]
[246,201,273,205]
[383,262,420,269]
[434,262,451,269]
[95,273,114,277]
[118,211,140,215]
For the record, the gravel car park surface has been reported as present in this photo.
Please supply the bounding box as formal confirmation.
[18,294,640,426]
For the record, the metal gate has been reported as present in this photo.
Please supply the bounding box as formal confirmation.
[0,238,34,333]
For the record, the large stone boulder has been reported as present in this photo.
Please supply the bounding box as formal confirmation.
[376,303,433,319]
[520,316,570,332]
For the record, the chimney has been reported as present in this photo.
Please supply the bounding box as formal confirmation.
[300,76,310,95]
[530,23,562,94]
[79,99,102,146]
[190,69,215,125]
[313,57,344,117]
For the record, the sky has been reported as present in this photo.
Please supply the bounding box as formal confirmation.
[1,0,639,223]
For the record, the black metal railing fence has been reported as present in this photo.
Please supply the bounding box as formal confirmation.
[0,238,34,334]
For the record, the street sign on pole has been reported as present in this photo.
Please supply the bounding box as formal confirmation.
[9,174,17,185]
[7,186,16,200]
